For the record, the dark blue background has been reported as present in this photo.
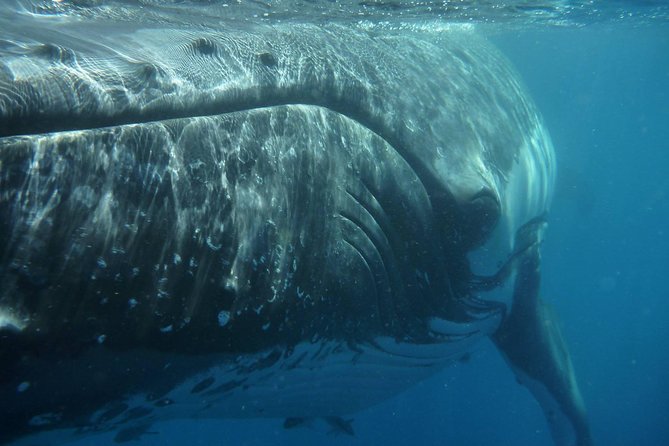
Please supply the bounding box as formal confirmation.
[61,22,669,446]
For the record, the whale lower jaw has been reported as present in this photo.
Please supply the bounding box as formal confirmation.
[5,316,508,444]
[10,327,500,446]
[19,332,492,444]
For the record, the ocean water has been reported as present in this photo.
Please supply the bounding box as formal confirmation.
[2,1,668,445]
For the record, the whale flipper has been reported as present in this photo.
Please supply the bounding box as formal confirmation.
[493,225,592,446]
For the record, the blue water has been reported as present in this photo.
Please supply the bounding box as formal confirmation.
[59,17,669,446]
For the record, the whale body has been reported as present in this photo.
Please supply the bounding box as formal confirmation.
[0,2,591,445]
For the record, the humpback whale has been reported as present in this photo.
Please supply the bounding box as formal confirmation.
[0,2,591,445]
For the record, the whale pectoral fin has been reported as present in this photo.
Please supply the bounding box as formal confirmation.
[493,242,592,446]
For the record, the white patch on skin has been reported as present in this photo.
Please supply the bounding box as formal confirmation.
[0,308,26,331]
[428,313,501,340]
[28,412,61,427]
[217,310,231,327]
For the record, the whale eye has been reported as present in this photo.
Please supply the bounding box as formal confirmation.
[457,188,501,248]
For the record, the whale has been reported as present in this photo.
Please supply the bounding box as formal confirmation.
[0,2,591,445]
